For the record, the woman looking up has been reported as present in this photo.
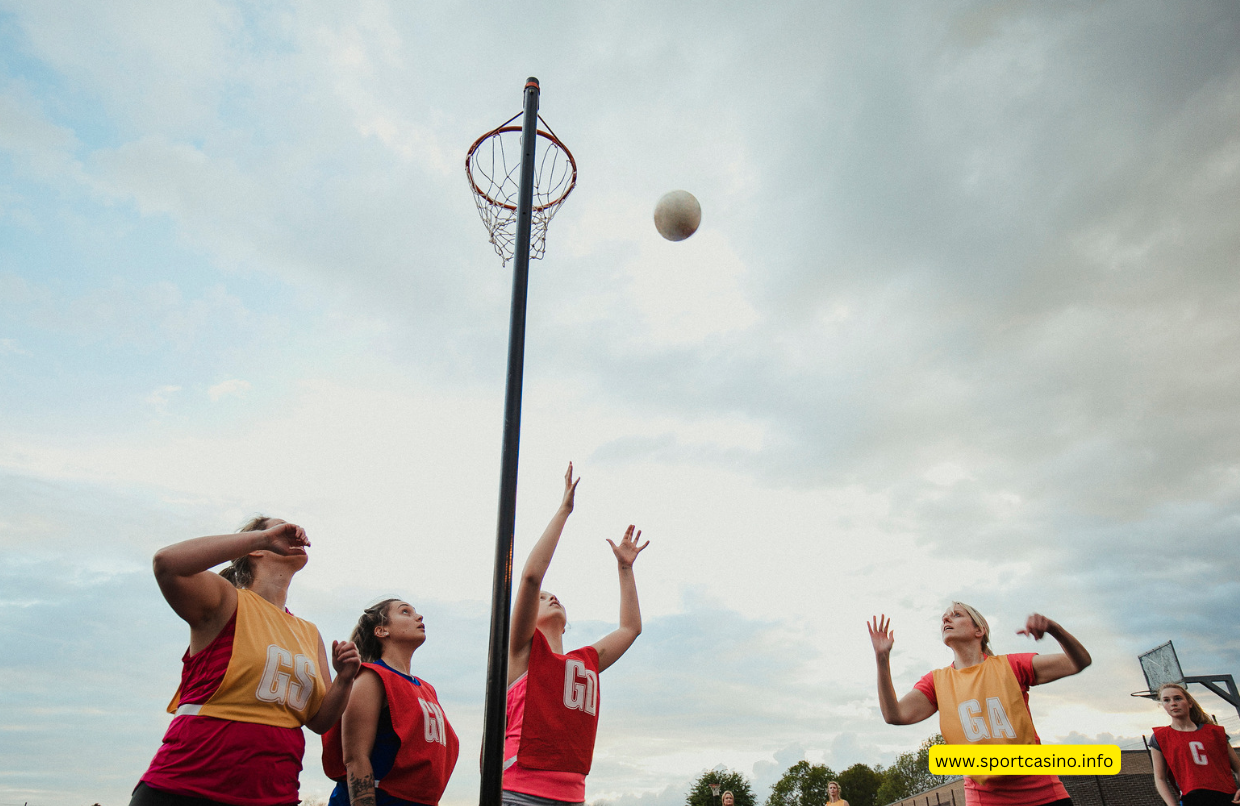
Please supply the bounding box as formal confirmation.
[1149,682,1240,806]
[322,598,459,806]
[133,516,361,806]
[503,463,650,806]
[868,603,1091,806]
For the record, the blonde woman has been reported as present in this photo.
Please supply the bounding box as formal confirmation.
[826,781,847,806]
[133,517,360,806]
[1150,682,1240,806]
[868,603,1090,806]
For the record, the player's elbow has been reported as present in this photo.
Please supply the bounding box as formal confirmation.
[152,548,176,580]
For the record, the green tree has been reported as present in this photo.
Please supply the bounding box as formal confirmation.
[686,768,756,806]
[873,735,951,805]
[764,760,838,806]
[837,763,883,806]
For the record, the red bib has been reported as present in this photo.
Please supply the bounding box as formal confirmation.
[323,663,459,806]
[517,630,600,774]
[1152,724,1237,796]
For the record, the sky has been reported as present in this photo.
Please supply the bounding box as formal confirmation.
[1,1,1239,805]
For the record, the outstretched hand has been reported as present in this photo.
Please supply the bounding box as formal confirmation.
[263,521,310,556]
[331,639,362,683]
[560,463,580,514]
[868,615,895,657]
[1016,612,1054,640]
[606,525,649,569]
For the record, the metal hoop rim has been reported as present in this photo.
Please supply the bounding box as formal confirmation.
[465,125,578,212]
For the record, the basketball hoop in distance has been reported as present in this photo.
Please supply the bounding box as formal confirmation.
[709,785,722,797]
[466,113,576,264]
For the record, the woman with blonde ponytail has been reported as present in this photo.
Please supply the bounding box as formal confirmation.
[1150,682,1240,806]
[867,604,1091,806]
[132,516,361,806]
[321,599,459,806]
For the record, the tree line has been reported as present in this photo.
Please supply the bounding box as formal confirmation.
[683,735,951,806]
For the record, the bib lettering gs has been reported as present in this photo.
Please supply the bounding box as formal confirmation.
[517,630,601,775]
[168,589,326,728]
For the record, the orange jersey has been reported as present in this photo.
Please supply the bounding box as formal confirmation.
[167,588,327,728]
[921,654,1068,806]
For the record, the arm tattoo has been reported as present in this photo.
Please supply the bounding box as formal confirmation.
[348,772,377,806]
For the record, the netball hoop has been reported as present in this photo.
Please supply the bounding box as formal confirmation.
[465,113,576,264]
[473,77,577,806]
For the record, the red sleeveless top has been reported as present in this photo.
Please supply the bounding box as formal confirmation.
[517,630,600,774]
[323,662,459,806]
[502,630,601,801]
[1152,724,1237,795]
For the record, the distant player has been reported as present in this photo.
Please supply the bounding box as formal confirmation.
[132,517,360,806]
[1149,682,1240,806]
[868,604,1091,806]
[722,792,734,806]
[503,463,649,806]
[322,598,459,806]
[826,780,848,806]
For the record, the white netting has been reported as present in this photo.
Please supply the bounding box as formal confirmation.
[466,114,576,264]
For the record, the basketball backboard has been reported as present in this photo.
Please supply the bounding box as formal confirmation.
[1139,641,1184,693]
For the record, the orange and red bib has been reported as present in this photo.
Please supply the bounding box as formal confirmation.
[167,588,326,728]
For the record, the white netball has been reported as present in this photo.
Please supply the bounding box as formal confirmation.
[653,190,701,241]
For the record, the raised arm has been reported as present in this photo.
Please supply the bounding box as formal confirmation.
[509,464,579,680]
[868,615,937,725]
[304,636,361,734]
[152,521,309,647]
[592,525,649,672]
[1018,614,1092,684]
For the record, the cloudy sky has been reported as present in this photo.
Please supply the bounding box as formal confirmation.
[2,2,1239,805]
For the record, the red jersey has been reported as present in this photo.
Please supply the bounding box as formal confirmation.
[1152,724,1237,796]
[502,631,600,801]
[323,662,460,806]
[914,654,1068,806]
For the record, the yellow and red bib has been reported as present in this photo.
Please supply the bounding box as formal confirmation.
[168,588,327,728]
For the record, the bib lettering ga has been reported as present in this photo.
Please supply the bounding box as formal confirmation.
[932,655,1038,787]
